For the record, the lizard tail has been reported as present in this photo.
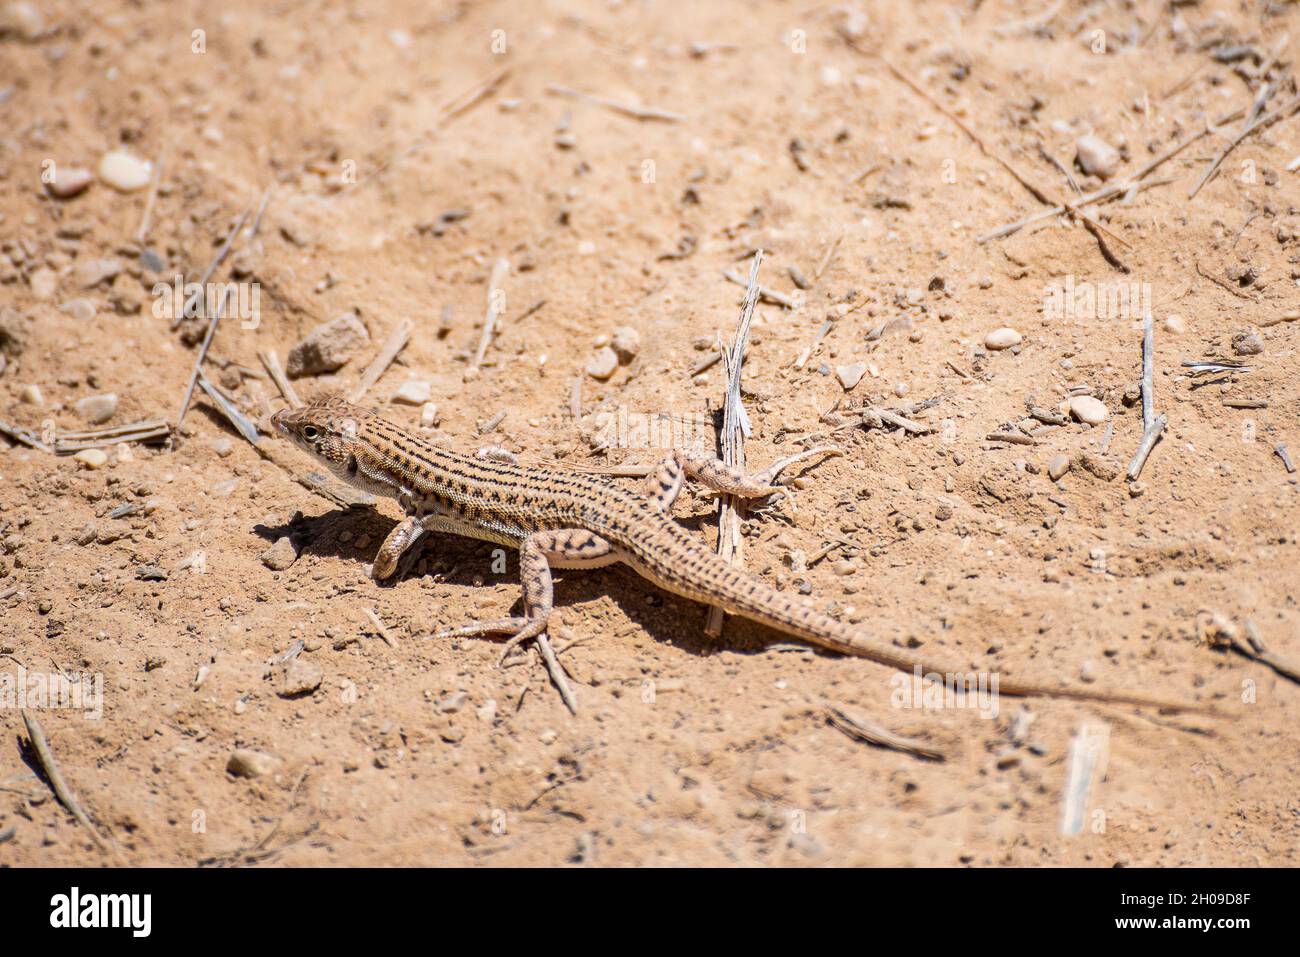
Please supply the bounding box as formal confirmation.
[632,545,1213,714]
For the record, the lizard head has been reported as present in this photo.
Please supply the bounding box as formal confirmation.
[272,397,367,475]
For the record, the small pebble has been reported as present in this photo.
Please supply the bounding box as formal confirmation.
[59,298,96,322]
[98,150,153,192]
[1048,454,1071,480]
[1075,134,1120,179]
[984,327,1022,350]
[260,536,299,571]
[29,267,57,301]
[279,657,323,697]
[1069,395,1108,425]
[74,392,117,424]
[585,346,619,380]
[835,363,867,390]
[420,401,440,427]
[139,247,166,273]
[1164,315,1185,334]
[610,325,641,363]
[227,749,278,779]
[73,257,123,289]
[45,166,94,199]
[286,312,369,377]
[19,383,44,406]
[1231,330,1264,356]
[73,449,109,469]
[0,1,43,40]
[391,380,432,405]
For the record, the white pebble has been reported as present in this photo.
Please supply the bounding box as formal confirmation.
[585,346,619,380]
[0,1,43,40]
[98,150,153,192]
[1069,395,1108,425]
[45,166,94,199]
[74,448,109,469]
[29,266,57,301]
[835,363,867,390]
[1164,315,1186,334]
[1075,134,1120,179]
[610,325,641,363]
[391,380,432,405]
[420,401,440,427]
[984,327,1022,350]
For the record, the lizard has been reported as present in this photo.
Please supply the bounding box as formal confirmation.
[272,397,1207,712]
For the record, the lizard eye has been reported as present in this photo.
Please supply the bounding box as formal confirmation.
[301,425,320,441]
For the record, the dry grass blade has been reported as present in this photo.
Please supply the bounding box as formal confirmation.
[827,704,945,761]
[705,249,763,637]
[21,710,128,864]
[349,318,413,403]
[197,373,261,445]
[171,205,250,331]
[54,420,171,453]
[471,258,509,373]
[259,348,302,409]
[0,418,51,452]
[175,285,233,433]
[546,84,685,122]
[1188,90,1300,200]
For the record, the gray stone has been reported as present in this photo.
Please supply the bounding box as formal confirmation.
[285,312,369,377]
[1232,330,1264,356]
[74,392,117,424]
[1075,134,1121,179]
[835,363,867,390]
[73,257,123,288]
[260,536,300,571]
[279,657,322,697]
[59,298,96,322]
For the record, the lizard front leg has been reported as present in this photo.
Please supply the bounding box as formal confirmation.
[369,515,426,580]
[642,446,841,514]
[430,529,616,664]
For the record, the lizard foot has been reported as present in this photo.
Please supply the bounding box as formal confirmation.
[430,614,551,666]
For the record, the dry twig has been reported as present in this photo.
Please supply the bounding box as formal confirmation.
[349,319,413,403]
[546,84,685,122]
[21,710,127,864]
[705,250,763,636]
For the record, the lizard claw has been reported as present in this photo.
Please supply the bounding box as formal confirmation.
[429,615,551,667]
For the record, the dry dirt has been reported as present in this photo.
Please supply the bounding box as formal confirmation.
[1,0,1299,867]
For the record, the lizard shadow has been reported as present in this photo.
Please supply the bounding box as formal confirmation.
[258,504,807,659]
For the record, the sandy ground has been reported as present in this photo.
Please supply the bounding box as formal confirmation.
[1,0,1298,867]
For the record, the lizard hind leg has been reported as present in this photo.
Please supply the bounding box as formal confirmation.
[643,446,841,514]
[429,529,616,665]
